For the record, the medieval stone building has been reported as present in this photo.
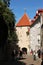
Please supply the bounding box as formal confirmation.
[16,9,43,53]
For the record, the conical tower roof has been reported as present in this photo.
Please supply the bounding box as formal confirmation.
[16,13,31,27]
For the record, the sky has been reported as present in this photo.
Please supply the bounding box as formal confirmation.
[10,0,43,22]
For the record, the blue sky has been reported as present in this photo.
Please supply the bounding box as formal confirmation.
[10,0,43,22]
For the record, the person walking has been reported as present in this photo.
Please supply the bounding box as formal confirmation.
[33,51,36,60]
[19,50,23,59]
[37,49,41,58]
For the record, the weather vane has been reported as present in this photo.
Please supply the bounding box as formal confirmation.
[24,8,27,13]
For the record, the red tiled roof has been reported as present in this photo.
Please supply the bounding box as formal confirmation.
[38,9,43,13]
[31,19,35,25]
[36,13,39,16]
[16,9,43,27]
[34,15,38,20]
[31,9,43,25]
[31,12,39,25]
[16,13,31,27]
[32,9,43,23]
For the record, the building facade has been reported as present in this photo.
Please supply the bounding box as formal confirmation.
[30,15,41,51]
[16,13,31,53]
[16,9,43,53]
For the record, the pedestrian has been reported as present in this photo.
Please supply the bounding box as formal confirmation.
[37,49,41,58]
[30,49,33,55]
[35,51,38,59]
[19,50,23,58]
[33,51,36,60]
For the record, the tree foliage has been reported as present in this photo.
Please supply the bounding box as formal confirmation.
[0,0,10,7]
[0,1,18,60]
[0,1,18,44]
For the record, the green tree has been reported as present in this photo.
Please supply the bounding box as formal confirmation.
[0,0,10,7]
[0,1,18,60]
[0,1,18,43]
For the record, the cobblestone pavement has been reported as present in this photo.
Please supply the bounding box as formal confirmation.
[19,54,42,65]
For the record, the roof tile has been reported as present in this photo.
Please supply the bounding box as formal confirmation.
[16,13,31,27]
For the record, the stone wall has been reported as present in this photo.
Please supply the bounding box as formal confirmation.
[30,18,41,51]
[16,26,30,53]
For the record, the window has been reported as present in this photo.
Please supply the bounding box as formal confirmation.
[26,31,29,36]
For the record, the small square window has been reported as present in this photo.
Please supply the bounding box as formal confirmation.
[26,31,29,36]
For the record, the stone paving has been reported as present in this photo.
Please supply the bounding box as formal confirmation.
[19,54,42,65]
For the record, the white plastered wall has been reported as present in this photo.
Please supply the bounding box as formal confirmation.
[16,26,30,53]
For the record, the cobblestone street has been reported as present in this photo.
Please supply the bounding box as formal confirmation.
[19,54,42,65]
